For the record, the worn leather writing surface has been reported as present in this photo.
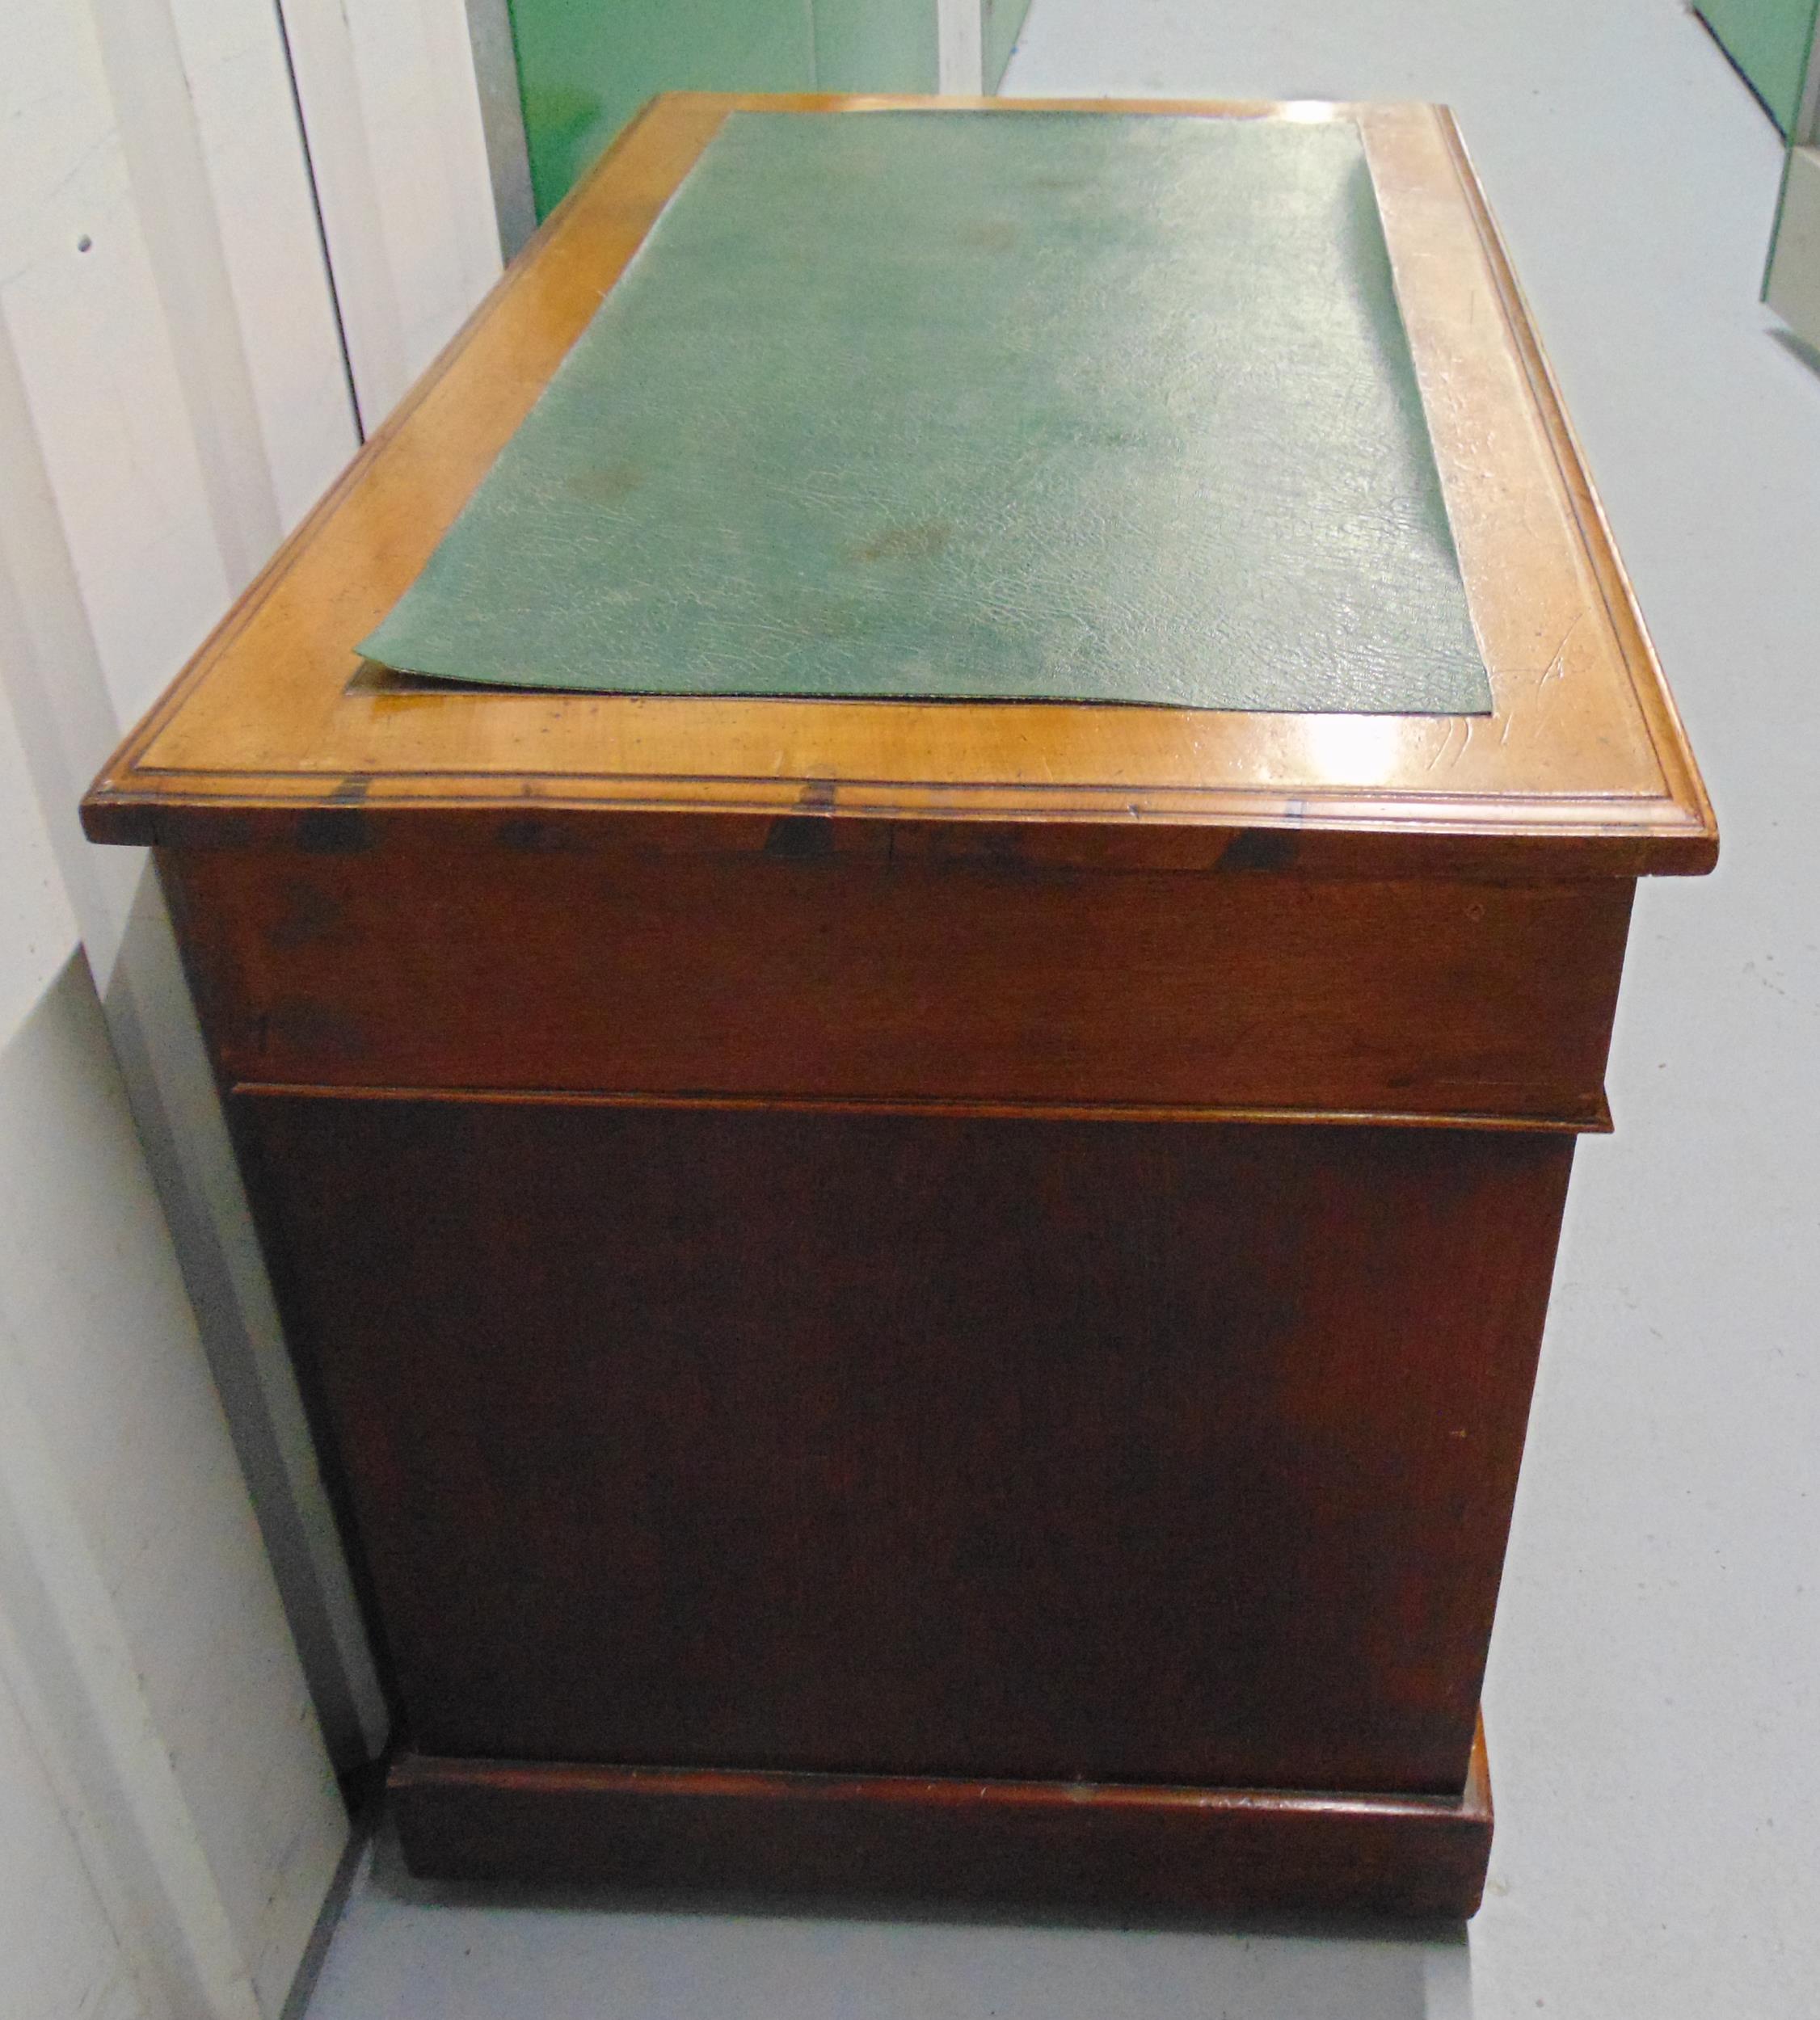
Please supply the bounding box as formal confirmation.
[361,111,1491,713]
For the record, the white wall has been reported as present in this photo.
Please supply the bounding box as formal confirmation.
[0,0,358,1990]
[2,0,385,1774]
[2,661,345,2020]
[0,936,345,2020]
[1,0,502,2011]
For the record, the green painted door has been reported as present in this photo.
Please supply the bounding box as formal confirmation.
[509,0,946,217]
[510,0,810,217]
[1697,0,1819,134]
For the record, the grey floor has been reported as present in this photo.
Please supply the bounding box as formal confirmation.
[301,4,1820,2014]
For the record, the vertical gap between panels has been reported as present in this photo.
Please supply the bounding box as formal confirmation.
[270,0,367,444]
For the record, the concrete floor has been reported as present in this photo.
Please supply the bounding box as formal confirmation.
[301,4,1820,2015]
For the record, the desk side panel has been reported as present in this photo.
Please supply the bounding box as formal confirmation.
[236,1093,1573,1797]
[162,834,1633,1123]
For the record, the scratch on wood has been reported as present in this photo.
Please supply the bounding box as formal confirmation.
[1541,611,1584,684]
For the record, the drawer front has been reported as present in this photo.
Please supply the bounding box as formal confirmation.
[166,833,1632,1123]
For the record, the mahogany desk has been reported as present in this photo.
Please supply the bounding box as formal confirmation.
[83,95,1716,1920]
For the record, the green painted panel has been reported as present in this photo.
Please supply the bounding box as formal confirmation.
[813,0,937,92]
[983,0,1034,91]
[364,112,1489,716]
[508,0,812,217]
[509,0,951,217]
[1696,0,1819,134]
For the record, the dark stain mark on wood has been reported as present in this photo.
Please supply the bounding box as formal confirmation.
[765,778,837,857]
[297,803,373,855]
[1221,829,1301,873]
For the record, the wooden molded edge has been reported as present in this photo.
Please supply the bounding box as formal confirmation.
[387,1716,1494,1917]
[232,1080,1616,1135]
[389,1750,1492,1824]
[82,784,1713,876]
[1434,108,1718,872]
[79,95,1716,878]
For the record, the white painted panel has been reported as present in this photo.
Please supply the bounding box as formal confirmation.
[0,1666,148,2020]
[370,7,487,373]
[0,958,348,2018]
[86,0,284,587]
[407,0,508,337]
[938,0,986,93]
[0,4,389,2009]
[0,0,230,727]
[0,306,387,1778]
[0,682,78,1053]
[0,3,512,2004]
[162,0,358,527]
[276,0,410,431]
[281,0,500,431]
[0,318,161,985]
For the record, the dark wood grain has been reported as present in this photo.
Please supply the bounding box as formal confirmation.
[242,1093,1571,1798]
[388,1732,1494,1917]
[164,831,1633,1123]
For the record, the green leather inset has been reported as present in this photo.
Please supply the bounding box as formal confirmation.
[363,112,1492,715]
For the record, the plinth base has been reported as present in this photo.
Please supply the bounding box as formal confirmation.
[390,1719,1492,1920]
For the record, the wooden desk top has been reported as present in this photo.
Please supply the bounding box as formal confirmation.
[83,95,1715,877]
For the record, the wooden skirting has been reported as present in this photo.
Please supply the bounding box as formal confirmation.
[390,1723,1493,1921]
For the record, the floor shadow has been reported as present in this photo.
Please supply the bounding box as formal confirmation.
[1767,322,1820,384]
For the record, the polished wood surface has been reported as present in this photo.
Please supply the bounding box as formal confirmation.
[166,827,1633,1123]
[81,95,1714,874]
[390,1723,1495,1918]
[244,1099,1570,1796]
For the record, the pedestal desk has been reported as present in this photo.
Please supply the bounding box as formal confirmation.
[83,95,1716,1920]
